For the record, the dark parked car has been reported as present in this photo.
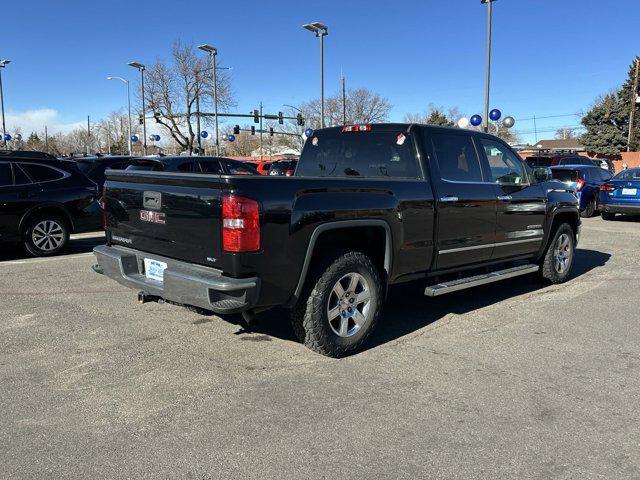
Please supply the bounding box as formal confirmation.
[267,160,297,176]
[598,167,640,220]
[0,153,102,256]
[550,165,612,217]
[526,153,595,169]
[126,156,258,175]
[95,124,581,357]
[74,155,133,192]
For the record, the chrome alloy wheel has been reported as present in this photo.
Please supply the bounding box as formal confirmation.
[553,233,572,274]
[326,272,372,338]
[32,220,65,252]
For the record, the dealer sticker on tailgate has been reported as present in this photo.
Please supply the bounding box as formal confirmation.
[144,258,167,282]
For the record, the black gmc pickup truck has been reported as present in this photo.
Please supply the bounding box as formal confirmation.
[94,124,580,357]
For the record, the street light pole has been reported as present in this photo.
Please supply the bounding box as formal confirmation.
[303,22,328,129]
[107,76,133,155]
[0,59,10,150]
[128,62,147,155]
[482,0,494,133]
[198,44,220,156]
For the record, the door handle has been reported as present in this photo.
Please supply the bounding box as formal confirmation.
[439,196,459,202]
[497,195,512,201]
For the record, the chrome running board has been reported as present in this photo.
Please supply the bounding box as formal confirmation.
[424,264,539,297]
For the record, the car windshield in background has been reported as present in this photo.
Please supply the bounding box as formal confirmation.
[551,169,579,182]
[297,129,419,178]
[526,157,553,168]
[127,160,164,171]
[613,168,640,180]
[224,160,258,175]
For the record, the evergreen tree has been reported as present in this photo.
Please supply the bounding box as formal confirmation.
[581,57,640,154]
[425,109,454,127]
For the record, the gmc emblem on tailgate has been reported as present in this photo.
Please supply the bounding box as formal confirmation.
[140,210,166,224]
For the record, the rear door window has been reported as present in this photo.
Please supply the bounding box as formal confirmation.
[0,163,12,186]
[12,164,32,185]
[20,164,65,182]
[431,133,483,182]
[297,129,420,178]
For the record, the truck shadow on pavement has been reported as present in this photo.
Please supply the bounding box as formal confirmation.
[234,248,611,352]
[0,233,105,262]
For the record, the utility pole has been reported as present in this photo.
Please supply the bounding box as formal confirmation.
[259,101,263,161]
[533,115,538,144]
[196,93,202,154]
[107,123,111,154]
[0,59,10,150]
[482,0,494,133]
[44,126,49,153]
[86,116,91,154]
[627,58,640,152]
[341,74,347,125]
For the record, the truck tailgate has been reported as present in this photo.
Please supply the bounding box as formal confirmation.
[105,170,224,267]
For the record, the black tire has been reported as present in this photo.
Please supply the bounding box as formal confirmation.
[540,223,575,284]
[291,251,383,358]
[581,197,596,218]
[24,214,70,257]
[601,211,616,221]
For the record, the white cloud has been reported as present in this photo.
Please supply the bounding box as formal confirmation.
[4,108,85,136]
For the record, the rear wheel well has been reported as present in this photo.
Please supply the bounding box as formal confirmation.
[20,207,73,236]
[308,225,388,282]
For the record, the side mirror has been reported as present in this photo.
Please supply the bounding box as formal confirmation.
[533,167,552,183]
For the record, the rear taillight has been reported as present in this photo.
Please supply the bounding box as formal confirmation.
[285,170,294,176]
[342,125,372,132]
[101,188,106,229]
[600,184,615,191]
[575,178,585,191]
[222,194,260,252]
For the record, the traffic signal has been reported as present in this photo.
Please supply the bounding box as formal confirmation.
[138,114,144,125]
[278,111,284,125]
[269,127,274,137]
[253,109,259,123]
[250,126,255,135]
[296,113,304,126]
[233,125,240,135]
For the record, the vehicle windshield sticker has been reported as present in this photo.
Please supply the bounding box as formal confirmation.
[396,133,406,145]
[312,137,319,146]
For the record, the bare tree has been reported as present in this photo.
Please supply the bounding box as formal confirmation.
[298,87,392,128]
[554,127,578,140]
[144,41,235,153]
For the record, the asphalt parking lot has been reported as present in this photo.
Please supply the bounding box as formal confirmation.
[1,217,639,479]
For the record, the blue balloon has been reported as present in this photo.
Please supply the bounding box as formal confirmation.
[155,135,161,141]
[470,115,483,127]
[201,131,208,138]
[131,135,139,142]
[304,128,313,137]
[489,109,502,121]
[228,134,235,142]
[4,134,10,141]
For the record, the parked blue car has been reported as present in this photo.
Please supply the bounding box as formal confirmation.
[598,167,640,220]
[550,165,612,217]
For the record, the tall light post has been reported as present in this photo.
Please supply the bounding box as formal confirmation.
[0,59,10,149]
[128,61,147,155]
[107,76,133,155]
[481,0,495,133]
[198,44,220,155]
[303,22,328,129]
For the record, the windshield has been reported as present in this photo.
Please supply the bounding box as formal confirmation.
[526,157,553,168]
[613,168,640,180]
[126,159,164,171]
[551,169,579,182]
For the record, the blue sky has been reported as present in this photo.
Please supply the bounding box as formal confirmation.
[1,0,638,144]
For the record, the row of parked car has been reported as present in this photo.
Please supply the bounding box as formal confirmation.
[0,151,298,256]
[524,152,640,219]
